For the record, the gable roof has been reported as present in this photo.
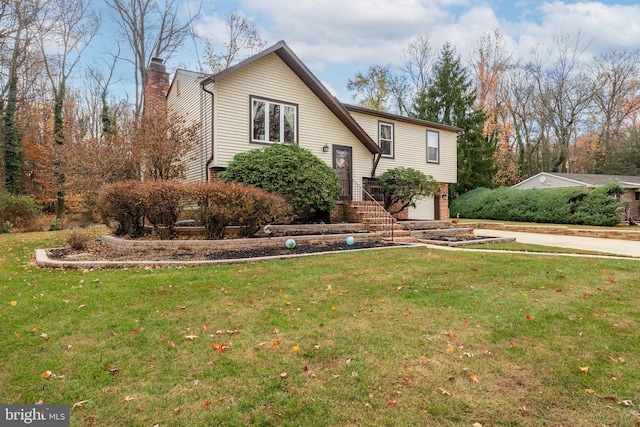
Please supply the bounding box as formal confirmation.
[515,172,640,189]
[201,41,382,156]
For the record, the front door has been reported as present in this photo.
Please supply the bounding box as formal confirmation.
[333,145,352,199]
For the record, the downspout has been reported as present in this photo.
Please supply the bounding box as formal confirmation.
[202,82,215,181]
[371,153,381,177]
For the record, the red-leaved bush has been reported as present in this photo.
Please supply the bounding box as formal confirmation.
[189,182,291,239]
[98,180,147,237]
[98,180,291,239]
[144,180,186,238]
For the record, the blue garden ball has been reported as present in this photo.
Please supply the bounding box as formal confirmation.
[345,236,355,246]
[285,238,296,249]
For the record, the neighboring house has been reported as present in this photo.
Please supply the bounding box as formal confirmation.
[147,40,460,221]
[513,172,640,219]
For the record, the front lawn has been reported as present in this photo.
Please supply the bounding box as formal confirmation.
[2,231,639,426]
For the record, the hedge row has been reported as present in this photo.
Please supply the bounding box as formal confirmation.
[450,183,624,226]
[98,180,291,239]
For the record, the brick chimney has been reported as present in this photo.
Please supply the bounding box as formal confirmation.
[144,57,169,117]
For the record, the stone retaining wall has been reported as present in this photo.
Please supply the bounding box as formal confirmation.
[102,232,384,252]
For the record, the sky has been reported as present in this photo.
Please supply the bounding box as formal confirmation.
[96,0,640,103]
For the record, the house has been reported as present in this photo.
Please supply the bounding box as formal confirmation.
[146,41,460,221]
[513,172,640,219]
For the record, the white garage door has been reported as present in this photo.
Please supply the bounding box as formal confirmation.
[408,197,435,220]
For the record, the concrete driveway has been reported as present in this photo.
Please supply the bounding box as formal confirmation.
[474,228,640,258]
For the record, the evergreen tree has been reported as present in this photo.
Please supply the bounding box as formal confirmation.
[2,74,24,195]
[412,43,496,197]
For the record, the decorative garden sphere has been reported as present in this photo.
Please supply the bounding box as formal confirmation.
[345,236,355,246]
[285,238,296,249]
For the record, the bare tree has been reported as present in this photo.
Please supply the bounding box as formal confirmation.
[589,48,640,172]
[402,34,434,96]
[204,10,266,74]
[37,0,99,218]
[525,32,594,172]
[106,0,201,118]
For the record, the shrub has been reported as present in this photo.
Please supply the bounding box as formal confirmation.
[378,167,439,215]
[219,144,341,220]
[573,183,623,226]
[189,182,291,239]
[144,180,186,239]
[48,217,62,231]
[98,180,147,237]
[0,191,41,232]
[67,231,92,251]
[450,184,622,226]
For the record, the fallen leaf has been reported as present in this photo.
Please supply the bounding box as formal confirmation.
[447,346,455,353]
[470,374,480,383]
[525,314,533,320]
[102,364,120,375]
[174,407,181,414]
[211,343,226,353]
[167,340,175,348]
[585,389,595,394]
[579,366,589,374]
[124,395,134,402]
[619,400,634,406]
[41,371,54,379]
[473,423,483,427]
[184,334,198,340]
[292,345,300,352]
[202,400,211,407]
[72,400,89,409]
[436,387,451,396]
[10,300,17,306]
[387,400,396,407]
[280,372,287,378]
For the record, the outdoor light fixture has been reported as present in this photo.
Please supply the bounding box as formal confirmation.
[322,144,329,152]
[441,194,449,201]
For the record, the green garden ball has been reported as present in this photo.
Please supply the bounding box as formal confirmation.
[346,236,355,246]
[285,238,296,249]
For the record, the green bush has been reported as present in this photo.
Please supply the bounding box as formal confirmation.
[450,184,622,226]
[0,191,41,232]
[48,217,62,231]
[378,167,439,215]
[189,182,291,239]
[219,144,341,220]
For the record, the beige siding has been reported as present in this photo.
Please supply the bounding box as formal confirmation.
[349,111,457,184]
[212,54,375,189]
[167,70,211,183]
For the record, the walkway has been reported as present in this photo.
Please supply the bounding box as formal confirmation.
[473,228,640,258]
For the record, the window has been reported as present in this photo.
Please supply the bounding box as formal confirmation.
[378,122,394,157]
[252,97,297,144]
[427,130,439,163]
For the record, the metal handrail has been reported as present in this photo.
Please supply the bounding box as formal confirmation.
[352,179,396,242]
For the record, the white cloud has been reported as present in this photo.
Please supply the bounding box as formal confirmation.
[192,0,640,100]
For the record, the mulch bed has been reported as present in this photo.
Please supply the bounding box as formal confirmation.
[47,241,395,262]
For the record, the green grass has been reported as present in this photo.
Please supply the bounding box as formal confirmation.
[2,231,640,426]
[463,241,628,256]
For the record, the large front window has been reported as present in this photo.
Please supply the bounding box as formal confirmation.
[379,122,394,157]
[427,130,439,163]
[252,97,297,144]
